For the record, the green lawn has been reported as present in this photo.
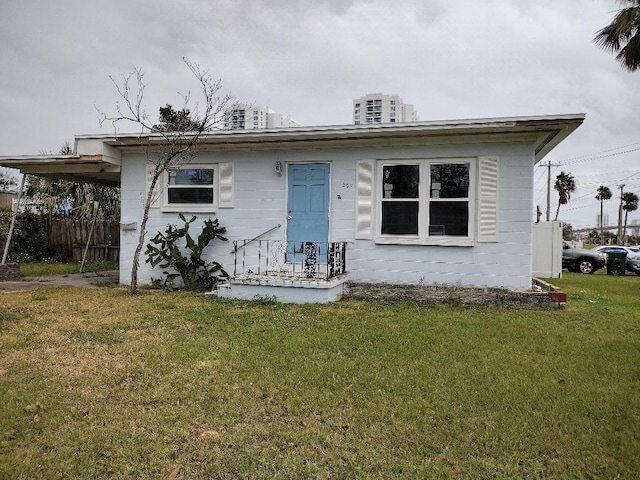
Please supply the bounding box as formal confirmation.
[0,273,639,478]
[18,260,118,277]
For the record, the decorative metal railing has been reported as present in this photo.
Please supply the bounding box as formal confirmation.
[231,240,347,280]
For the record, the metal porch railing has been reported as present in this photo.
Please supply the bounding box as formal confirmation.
[231,240,347,280]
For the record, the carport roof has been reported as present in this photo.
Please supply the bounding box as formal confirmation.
[0,113,585,187]
[0,153,121,187]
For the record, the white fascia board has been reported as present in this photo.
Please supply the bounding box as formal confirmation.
[77,113,584,140]
[75,138,121,164]
[73,113,586,155]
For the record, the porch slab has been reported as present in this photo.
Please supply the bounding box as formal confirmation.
[215,274,349,304]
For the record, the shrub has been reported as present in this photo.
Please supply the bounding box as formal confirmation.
[145,214,228,291]
[1,210,68,263]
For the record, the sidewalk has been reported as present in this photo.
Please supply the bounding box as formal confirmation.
[0,270,119,293]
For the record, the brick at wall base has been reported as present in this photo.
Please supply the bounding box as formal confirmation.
[0,263,20,280]
[548,290,567,304]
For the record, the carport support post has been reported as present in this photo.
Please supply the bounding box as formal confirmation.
[80,201,99,273]
[1,175,26,265]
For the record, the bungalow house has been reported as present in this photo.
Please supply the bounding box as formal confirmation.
[0,114,584,302]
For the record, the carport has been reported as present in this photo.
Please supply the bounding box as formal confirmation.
[0,143,121,266]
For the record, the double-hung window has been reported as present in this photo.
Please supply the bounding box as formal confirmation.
[167,168,215,205]
[378,159,474,245]
[355,157,498,245]
[147,162,234,212]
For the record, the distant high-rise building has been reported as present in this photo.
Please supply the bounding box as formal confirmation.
[352,93,419,125]
[597,213,610,228]
[224,104,299,130]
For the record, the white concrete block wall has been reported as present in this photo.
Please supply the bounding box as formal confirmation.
[119,141,537,290]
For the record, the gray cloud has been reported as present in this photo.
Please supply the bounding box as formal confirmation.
[0,0,638,228]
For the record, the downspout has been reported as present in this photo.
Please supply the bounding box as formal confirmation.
[1,175,26,265]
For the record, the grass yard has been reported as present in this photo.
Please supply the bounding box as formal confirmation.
[0,273,639,478]
[18,260,118,277]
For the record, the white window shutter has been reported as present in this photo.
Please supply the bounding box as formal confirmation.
[355,160,374,239]
[146,163,161,209]
[218,163,234,208]
[477,156,499,242]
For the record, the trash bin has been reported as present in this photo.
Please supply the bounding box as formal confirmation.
[607,251,627,276]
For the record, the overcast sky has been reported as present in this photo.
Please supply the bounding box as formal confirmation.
[1,0,638,230]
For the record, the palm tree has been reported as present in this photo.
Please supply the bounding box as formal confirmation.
[596,185,613,244]
[27,143,120,220]
[1,168,16,191]
[25,175,72,220]
[622,191,639,242]
[554,171,576,221]
[593,0,640,72]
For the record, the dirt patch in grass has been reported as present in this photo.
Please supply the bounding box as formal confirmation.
[0,271,119,293]
[344,281,558,308]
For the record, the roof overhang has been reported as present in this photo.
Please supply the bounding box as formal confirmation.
[0,154,120,187]
[0,114,584,187]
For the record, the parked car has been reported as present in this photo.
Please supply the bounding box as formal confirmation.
[562,241,606,274]
[592,245,640,276]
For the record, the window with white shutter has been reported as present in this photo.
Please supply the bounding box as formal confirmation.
[355,160,374,239]
[218,163,234,208]
[375,158,475,246]
[154,163,233,213]
[477,156,499,242]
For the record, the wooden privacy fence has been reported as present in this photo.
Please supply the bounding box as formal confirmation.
[0,192,15,210]
[49,219,120,262]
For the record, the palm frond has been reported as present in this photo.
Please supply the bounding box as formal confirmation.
[594,0,640,71]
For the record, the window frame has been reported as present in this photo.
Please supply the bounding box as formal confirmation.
[162,164,218,213]
[375,158,476,246]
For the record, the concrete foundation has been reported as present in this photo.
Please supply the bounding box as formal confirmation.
[215,274,349,304]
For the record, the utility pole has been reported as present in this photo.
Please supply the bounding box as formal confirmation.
[544,162,560,222]
[617,184,625,244]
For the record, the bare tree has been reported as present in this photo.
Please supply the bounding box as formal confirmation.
[98,58,234,293]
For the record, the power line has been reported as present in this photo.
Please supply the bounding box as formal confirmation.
[562,147,640,166]
[577,179,640,189]
[542,173,640,215]
[535,170,640,198]
[539,161,562,221]
[556,141,640,166]
[577,169,640,178]
[547,182,640,211]
[534,157,640,225]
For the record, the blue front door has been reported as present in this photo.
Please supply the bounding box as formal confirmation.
[287,163,329,256]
